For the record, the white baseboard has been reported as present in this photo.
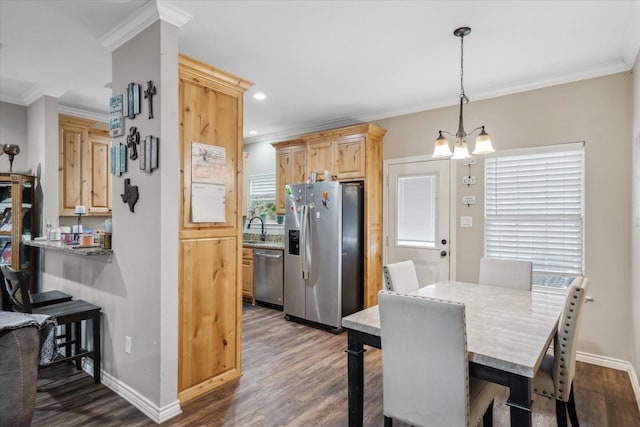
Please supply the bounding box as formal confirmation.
[81,359,182,423]
[576,351,640,412]
[81,352,640,419]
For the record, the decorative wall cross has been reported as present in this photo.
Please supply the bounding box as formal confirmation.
[127,126,140,160]
[144,80,157,119]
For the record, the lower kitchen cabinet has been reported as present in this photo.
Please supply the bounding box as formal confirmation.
[242,247,254,304]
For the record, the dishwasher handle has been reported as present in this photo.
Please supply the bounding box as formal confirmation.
[255,252,282,259]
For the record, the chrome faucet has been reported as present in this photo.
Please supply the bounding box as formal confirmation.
[248,216,266,241]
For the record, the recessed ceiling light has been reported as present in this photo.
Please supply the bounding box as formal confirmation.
[253,92,266,100]
[249,130,258,135]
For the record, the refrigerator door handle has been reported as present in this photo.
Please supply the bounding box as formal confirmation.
[300,205,309,279]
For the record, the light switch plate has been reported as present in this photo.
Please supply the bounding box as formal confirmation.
[461,216,473,228]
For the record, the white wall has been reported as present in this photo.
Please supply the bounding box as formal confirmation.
[41,20,180,413]
[245,140,276,176]
[378,72,633,362]
[26,96,59,237]
[0,102,29,173]
[631,50,640,383]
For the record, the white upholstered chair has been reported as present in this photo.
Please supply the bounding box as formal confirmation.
[383,260,420,293]
[478,257,532,290]
[532,277,589,427]
[378,290,497,427]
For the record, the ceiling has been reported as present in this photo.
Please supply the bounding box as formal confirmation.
[1,1,639,144]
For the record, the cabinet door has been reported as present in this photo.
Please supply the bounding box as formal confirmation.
[307,140,334,178]
[84,133,112,214]
[291,147,307,184]
[335,135,365,179]
[59,124,86,216]
[276,149,292,214]
[242,258,254,301]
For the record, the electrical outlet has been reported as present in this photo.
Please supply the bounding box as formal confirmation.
[125,336,132,354]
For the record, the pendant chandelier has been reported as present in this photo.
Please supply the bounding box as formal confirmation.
[432,27,494,159]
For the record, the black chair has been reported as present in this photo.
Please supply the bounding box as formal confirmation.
[1,265,102,383]
[0,268,72,309]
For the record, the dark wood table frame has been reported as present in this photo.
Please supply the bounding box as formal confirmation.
[345,327,533,427]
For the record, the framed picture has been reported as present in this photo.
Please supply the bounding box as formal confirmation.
[110,146,116,174]
[109,94,124,137]
[127,82,140,119]
[119,142,127,173]
[0,208,12,232]
[0,241,11,265]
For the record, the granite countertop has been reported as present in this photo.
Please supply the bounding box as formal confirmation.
[25,239,113,256]
[242,233,284,251]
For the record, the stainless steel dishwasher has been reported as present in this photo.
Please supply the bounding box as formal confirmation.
[253,249,284,308]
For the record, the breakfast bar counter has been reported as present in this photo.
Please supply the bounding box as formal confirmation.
[24,239,113,256]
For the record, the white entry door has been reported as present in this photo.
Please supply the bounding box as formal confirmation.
[385,159,450,287]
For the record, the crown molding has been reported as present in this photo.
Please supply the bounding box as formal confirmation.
[100,0,192,52]
[58,105,109,123]
[22,85,65,107]
[157,0,193,28]
[244,117,363,145]
[0,95,27,106]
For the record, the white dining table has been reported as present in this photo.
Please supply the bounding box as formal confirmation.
[341,280,566,427]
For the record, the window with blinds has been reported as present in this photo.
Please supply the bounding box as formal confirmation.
[249,173,276,222]
[484,142,584,276]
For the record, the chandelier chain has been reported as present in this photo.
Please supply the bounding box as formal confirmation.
[460,34,469,103]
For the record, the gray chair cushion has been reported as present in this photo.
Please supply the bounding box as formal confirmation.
[383,260,420,293]
[379,290,497,426]
[0,324,40,427]
[478,257,532,289]
[532,278,589,402]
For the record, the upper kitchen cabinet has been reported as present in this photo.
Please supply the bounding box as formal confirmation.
[272,139,305,214]
[59,115,111,216]
[273,123,386,308]
[303,127,368,180]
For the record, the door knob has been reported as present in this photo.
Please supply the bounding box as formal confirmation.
[440,250,447,258]
[441,239,447,245]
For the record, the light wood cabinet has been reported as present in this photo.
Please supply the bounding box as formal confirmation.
[335,135,365,179]
[242,248,254,303]
[273,140,306,214]
[59,115,111,216]
[306,140,334,178]
[178,54,252,403]
[273,123,386,308]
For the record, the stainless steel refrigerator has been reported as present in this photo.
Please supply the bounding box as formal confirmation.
[284,181,364,330]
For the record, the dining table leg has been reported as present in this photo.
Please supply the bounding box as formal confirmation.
[346,330,366,427]
[506,375,533,427]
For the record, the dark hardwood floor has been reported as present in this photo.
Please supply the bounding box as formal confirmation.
[33,303,640,426]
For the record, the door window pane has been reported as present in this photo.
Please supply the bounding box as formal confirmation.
[397,175,436,247]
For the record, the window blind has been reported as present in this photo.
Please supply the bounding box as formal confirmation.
[249,174,276,199]
[484,143,584,275]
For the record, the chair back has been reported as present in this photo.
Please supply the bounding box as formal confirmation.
[478,257,532,289]
[0,265,33,313]
[553,278,589,402]
[383,260,420,293]
[379,290,470,426]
